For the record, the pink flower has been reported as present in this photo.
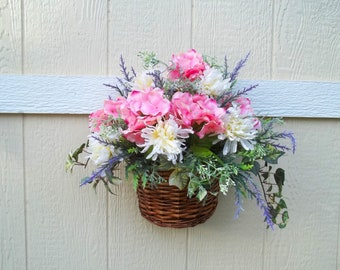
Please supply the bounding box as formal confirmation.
[171,92,225,138]
[170,92,200,127]
[89,109,109,132]
[169,49,208,81]
[104,96,127,118]
[252,118,262,130]
[235,97,253,116]
[122,88,171,143]
[128,88,170,117]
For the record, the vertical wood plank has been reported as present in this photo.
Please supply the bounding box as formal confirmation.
[192,0,273,80]
[273,0,340,81]
[264,119,340,270]
[24,115,107,269]
[0,114,26,270]
[108,0,192,75]
[107,1,191,269]
[187,195,266,270]
[23,0,107,75]
[0,0,22,73]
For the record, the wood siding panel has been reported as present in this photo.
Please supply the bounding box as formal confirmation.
[108,0,192,74]
[23,0,107,75]
[0,0,22,73]
[0,115,26,270]
[273,0,340,81]
[24,115,107,269]
[264,119,340,270]
[192,0,273,80]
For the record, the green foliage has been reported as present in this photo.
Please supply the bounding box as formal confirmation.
[257,163,289,229]
[65,143,87,172]
[138,51,161,69]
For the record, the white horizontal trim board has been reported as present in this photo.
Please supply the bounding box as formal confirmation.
[0,75,339,118]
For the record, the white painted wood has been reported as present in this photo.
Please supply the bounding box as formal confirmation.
[0,115,26,270]
[0,75,339,118]
[0,0,22,73]
[23,0,107,75]
[273,0,340,81]
[264,119,340,270]
[192,0,273,80]
[24,115,108,269]
[108,0,192,75]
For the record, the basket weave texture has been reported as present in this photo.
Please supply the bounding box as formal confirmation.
[137,171,219,228]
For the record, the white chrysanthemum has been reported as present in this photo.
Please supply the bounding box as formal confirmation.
[133,70,154,90]
[218,106,257,155]
[86,135,116,166]
[137,117,193,164]
[199,67,231,97]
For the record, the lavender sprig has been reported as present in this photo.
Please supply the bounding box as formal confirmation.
[80,153,127,186]
[234,189,244,219]
[229,52,250,82]
[240,171,274,229]
[147,70,164,89]
[119,55,135,82]
[278,131,296,154]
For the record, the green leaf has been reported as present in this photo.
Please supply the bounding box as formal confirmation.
[274,168,285,194]
[264,147,284,164]
[282,211,289,223]
[190,145,214,158]
[65,153,76,172]
[278,223,286,229]
[278,199,287,209]
[266,185,273,192]
[251,161,261,175]
[261,172,269,180]
[169,169,188,190]
[197,187,208,201]
[72,143,86,160]
[239,163,253,171]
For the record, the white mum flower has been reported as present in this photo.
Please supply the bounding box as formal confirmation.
[86,135,116,166]
[137,117,193,164]
[199,67,231,97]
[133,70,154,90]
[218,105,257,155]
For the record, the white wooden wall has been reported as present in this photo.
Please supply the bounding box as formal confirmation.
[1,1,340,269]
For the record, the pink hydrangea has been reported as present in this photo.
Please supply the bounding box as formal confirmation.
[89,109,109,132]
[168,49,208,81]
[105,87,171,144]
[171,92,225,138]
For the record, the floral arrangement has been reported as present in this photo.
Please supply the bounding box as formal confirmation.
[66,49,295,229]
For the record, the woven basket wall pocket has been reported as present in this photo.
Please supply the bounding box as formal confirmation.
[136,170,219,228]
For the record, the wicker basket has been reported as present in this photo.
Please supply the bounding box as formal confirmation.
[136,171,219,228]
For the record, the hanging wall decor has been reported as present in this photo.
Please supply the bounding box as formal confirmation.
[66,49,295,229]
